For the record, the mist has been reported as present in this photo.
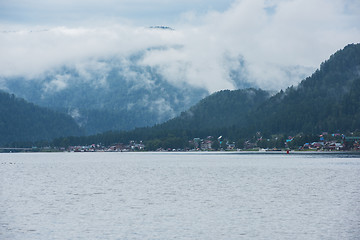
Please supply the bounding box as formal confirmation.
[1,0,359,93]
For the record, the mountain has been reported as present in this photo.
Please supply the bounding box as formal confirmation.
[151,41,360,138]
[1,59,208,135]
[247,43,360,136]
[0,41,258,135]
[49,43,360,148]
[48,88,269,148]
[158,88,270,131]
[0,91,83,146]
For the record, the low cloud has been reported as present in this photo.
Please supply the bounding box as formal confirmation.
[0,0,359,92]
[43,74,70,93]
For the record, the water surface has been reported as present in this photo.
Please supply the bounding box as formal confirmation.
[1,152,360,239]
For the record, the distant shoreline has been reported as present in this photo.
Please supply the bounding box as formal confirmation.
[1,149,360,156]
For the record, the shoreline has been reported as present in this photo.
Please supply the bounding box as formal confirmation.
[1,149,360,155]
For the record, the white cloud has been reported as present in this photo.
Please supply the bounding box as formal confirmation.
[0,0,359,92]
[0,25,182,78]
[189,0,360,89]
[43,74,70,92]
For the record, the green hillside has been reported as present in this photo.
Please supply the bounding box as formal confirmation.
[0,91,84,146]
[248,43,360,136]
[49,88,270,148]
[152,42,360,140]
[159,88,270,130]
[49,43,360,149]
[2,57,209,135]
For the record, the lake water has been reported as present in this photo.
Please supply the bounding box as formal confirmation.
[1,152,360,240]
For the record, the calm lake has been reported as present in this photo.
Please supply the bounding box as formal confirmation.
[1,152,360,240]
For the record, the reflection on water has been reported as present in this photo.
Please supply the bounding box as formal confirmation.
[1,152,360,240]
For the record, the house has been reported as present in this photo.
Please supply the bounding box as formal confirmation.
[201,140,212,150]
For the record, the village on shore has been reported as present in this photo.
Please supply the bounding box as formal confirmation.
[2,132,359,153]
[65,132,360,152]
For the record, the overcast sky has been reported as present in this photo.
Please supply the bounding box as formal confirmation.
[1,0,360,92]
[0,0,235,25]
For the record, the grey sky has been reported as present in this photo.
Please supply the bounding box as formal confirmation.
[0,0,235,25]
[1,0,359,92]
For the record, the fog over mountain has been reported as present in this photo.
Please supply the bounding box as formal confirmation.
[1,0,359,90]
[2,53,211,134]
[0,0,359,133]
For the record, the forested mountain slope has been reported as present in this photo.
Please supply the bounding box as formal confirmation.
[248,43,360,136]
[0,91,83,146]
[41,43,360,148]
[158,88,270,131]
